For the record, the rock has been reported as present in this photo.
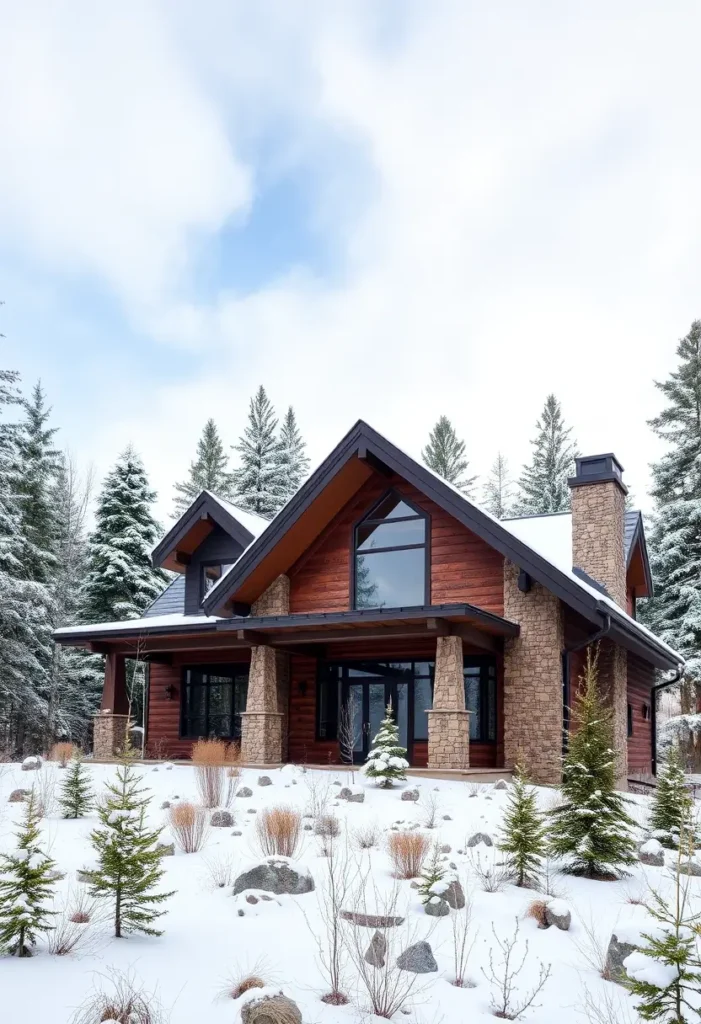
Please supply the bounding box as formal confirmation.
[238,909,245,917]
[440,844,451,854]
[494,779,509,790]
[239,787,253,798]
[211,810,234,828]
[233,858,315,896]
[678,859,701,876]
[443,878,465,910]
[442,814,452,821]
[232,830,243,837]
[340,910,405,928]
[639,839,665,867]
[544,900,571,931]
[258,776,273,787]
[160,800,171,810]
[332,780,342,786]
[241,994,302,1024]
[401,789,419,802]
[339,787,365,803]
[247,808,257,814]
[424,897,449,917]
[8,789,29,803]
[606,932,640,984]
[409,880,420,890]
[291,779,297,785]
[304,824,313,831]
[21,756,41,772]
[397,941,438,974]
[156,842,175,857]
[467,832,492,848]
[364,929,387,967]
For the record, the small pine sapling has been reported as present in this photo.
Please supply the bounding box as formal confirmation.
[0,793,56,956]
[498,765,547,887]
[649,747,696,849]
[88,762,174,938]
[549,647,636,878]
[363,704,409,788]
[59,753,94,819]
[417,845,447,906]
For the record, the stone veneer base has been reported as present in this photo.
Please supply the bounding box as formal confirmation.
[92,713,130,759]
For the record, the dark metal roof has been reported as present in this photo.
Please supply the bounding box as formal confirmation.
[624,509,654,597]
[151,491,257,570]
[144,575,185,617]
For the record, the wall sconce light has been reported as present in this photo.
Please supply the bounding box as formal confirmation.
[299,680,308,697]
[164,684,176,701]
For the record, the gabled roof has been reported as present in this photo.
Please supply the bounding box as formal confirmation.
[202,419,680,671]
[151,490,269,573]
[144,574,185,617]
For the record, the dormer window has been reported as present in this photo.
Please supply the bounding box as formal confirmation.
[353,492,428,610]
[201,562,234,600]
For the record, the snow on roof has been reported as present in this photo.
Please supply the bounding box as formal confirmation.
[204,492,270,540]
[54,612,223,638]
[501,512,573,574]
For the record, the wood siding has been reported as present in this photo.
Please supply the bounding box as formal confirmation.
[289,472,504,616]
[628,652,654,775]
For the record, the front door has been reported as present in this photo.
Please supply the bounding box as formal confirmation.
[343,677,409,764]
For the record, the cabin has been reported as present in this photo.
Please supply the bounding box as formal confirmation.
[54,421,683,786]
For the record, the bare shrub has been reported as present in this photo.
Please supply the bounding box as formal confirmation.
[470,847,510,893]
[315,813,341,838]
[50,741,76,767]
[256,806,302,858]
[572,912,613,980]
[537,857,568,900]
[338,693,360,766]
[192,738,233,808]
[467,782,482,798]
[223,761,241,810]
[617,878,647,906]
[387,831,430,879]
[482,920,551,1019]
[71,967,168,1024]
[47,887,106,956]
[203,851,237,889]
[351,820,381,851]
[304,774,331,818]
[169,801,209,854]
[218,957,276,1002]
[577,985,641,1024]
[301,834,354,1004]
[421,790,441,829]
[450,879,476,988]
[32,764,58,817]
[525,899,549,929]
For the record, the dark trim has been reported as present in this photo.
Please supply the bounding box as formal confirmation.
[151,491,256,570]
[55,619,221,644]
[626,511,655,599]
[199,558,235,605]
[200,419,681,672]
[568,453,628,495]
[179,661,250,741]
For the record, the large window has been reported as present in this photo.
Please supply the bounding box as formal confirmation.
[201,562,235,600]
[464,658,497,742]
[353,492,428,609]
[181,664,248,739]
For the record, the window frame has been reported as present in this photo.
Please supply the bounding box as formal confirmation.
[199,560,234,604]
[463,655,498,744]
[179,663,249,741]
[350,489,431,611]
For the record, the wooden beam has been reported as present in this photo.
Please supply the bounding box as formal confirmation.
[236,629,268,645]
[357,444,392,477]
[263,622,451,646]
[175,550,191,565]
[88,641,111,654]
[452,623,501,653]
[101,652,129,715]
[145,653,173,665]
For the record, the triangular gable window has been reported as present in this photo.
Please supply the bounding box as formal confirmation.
[353,491,428,610]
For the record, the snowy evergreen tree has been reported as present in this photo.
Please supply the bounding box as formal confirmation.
[649,747,695,849]
[88,763,174,938]
[549,648,636,877]
[417,844,447,906]
[516,395,577,514]
[642,321,701,685]
[59,753,93,818]
[422,416,477,496]
[171,418,233,518]
[278,406,310,504]
[363,704,409,788]
[232,386,285,519]
[0,793,56,956]
[16,382,60,584]
[498,765,547,887]
[83,446,167,623]
[482,453,514,519]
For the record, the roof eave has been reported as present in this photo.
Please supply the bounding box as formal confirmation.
[151,491,255,570]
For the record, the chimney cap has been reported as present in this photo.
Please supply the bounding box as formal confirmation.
[568,453,627,494]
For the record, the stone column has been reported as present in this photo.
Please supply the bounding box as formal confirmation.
[92,712,130,760]
[503,561,563,784]
[427,635,470,769]
[240,575,290,765]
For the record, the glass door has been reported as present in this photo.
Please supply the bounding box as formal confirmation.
[342,677,410,764]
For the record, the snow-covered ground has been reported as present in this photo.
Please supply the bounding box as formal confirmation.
[0,761,683,1023]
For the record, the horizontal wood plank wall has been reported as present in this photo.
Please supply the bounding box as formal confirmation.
[627,653,654,775]
[289,472,504,615]
[146,649,251,760]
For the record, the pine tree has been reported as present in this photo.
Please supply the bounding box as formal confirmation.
[172,419,233,518]
[363,704,409,788]
[0,793,56,956]
[59,753,93,818]
[422,416,477,496]
[517,395,577,514]
[649,747,695,849]
[232,386,285,519]
[642,321,701,684]
[16,381,60,584]
[278,406,310,505]
[482,453,514,519]
[549,648,636,877]
[88,763,174,938]
[83,446,167,623]
[498,765,547,887]
[417,845,447,906]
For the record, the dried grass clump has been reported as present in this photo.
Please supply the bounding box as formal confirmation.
[169,801,209,854]
[203,851,236,889]
[70,910,91,924]
[71,968,167,1024]
[192,739,238,808]
[231,975,265,999]
[526,899,549,929]
[387,831,430,879]
[314,813,341,838]
[351,820,380,850]
[50,741,77,767]
[256,806,302,858]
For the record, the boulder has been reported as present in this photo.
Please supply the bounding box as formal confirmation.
[442,814,452,821]
[160,800,171,810]
[21,756,41,772]
[340,910,405,928]
[233,858,315,896]
[397,941,438,974]
[156,842,175,857]
[467,832,493,848]
[424,897,449,917]
[678,859,701,876]
[494,779,509,790]
[364,930,387,967]
[332,780,342,786]
[639,839,665,867]
[247,808,257,814]
[606,932,640,984]
[211,810,234,828]
[401,789,419,802]
[339,787,365,803]
[8,789,29,803]
[239,787,253,798]
[258,776,273,787]
[443,878,466,910]
[544,899,571,931]
[439,844,451,854]
[241,994,302,1024]
[232,830,243,836]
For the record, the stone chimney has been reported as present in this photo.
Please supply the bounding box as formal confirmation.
[568,454,627,608]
